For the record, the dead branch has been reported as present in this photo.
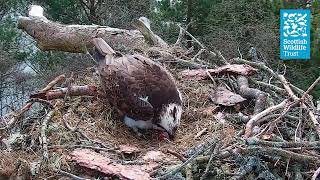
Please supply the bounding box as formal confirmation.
[244,146,320,164]
[18,8,149,53]
[278,75,299,101]
[158,139,217,179]
[237,76,267,114]
[200,146,216,180]
[49,144,116,152]
[312,167,320,180]
[30,85,98,100]
[249,78,286,94]
[174,27,185,46]
[178,25,205,49]
[265,100,299,135]
[244,99,289,138]
[156,57,209,69]
[40,110,55,163]
[301,76,320,101]
[166,149,187,162]
[191,48,205,62]
[27,98,53,109]
[302,103,320,138]
[246,137,320,148]
[132,17,168,48]
[41,74,65,92]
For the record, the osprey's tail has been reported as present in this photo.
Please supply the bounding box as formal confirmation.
[91,38,116,64]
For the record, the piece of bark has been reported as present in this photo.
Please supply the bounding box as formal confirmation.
[180,64,257,80]
[70,149,152,180]
[18,8,148,53]
[210,86,246,106]
[118,145,140,155]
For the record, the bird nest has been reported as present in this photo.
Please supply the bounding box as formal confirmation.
[0,67,238,179]
[1,65,320,179]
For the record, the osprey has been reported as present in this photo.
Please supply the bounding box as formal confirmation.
[91,38,182,140]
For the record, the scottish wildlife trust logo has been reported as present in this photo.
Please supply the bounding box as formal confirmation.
[280,9,311,60]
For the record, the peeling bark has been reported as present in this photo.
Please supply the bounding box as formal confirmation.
[17,16,147,53]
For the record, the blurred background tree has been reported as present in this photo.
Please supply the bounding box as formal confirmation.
[152,0,319,97]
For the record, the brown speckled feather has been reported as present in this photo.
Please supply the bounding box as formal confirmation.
[98,54,181,122]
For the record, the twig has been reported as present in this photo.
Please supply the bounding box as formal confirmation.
[301,76,320,101]
[194,149,234,164]
[249,78,286,94]
[244,147,320,164]
[48,144,117,152]
[27,98,54,109]
[265,100,299,135]
[191,48,205,62]
[295,114,303,142]
[246,137,320,148]
[206,70,216,86]
[174,27,185,46]
[156,57,208,69]
[56,169,91,180]
[200,148,216,180]
[278,75,299,101]
[157,140,217,179]
[41,110,55,163]
[41,74,66,92]
[312,166,320,180]
[194,128,208,139]
[244,99,289,138]
[177,25,205,49]
[302,103,320,138]
[185,164,193,180]
[167,149,186,162]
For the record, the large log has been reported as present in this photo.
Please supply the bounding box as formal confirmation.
[17,6,152,53]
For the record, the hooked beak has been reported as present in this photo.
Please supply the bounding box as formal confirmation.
[156,124,177,140]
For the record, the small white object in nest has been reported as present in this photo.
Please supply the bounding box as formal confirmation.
[28,5,45,18]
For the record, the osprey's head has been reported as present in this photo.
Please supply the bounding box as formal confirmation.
[157,103,182,140]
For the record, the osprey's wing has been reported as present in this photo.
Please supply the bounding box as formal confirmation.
[97,55,155,121]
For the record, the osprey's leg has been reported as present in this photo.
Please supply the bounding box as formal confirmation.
[124,116,142,136]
